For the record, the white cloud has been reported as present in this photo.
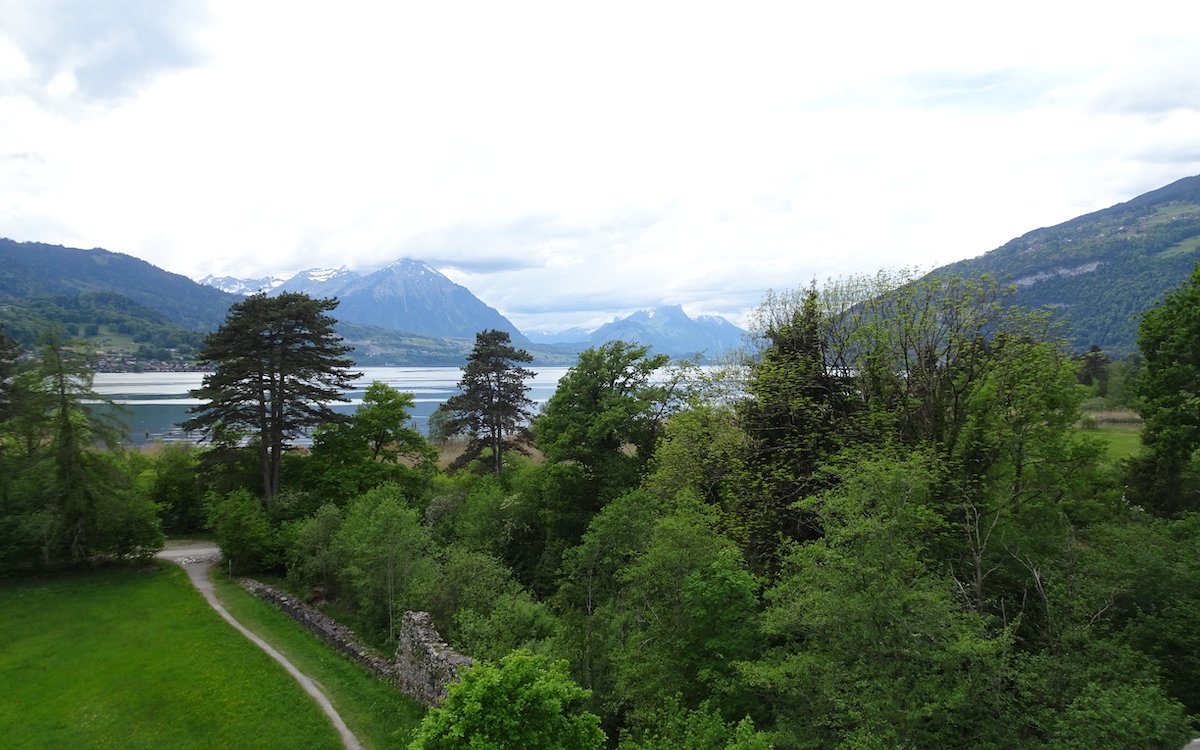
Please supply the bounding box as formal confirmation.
[2,0,1200,333]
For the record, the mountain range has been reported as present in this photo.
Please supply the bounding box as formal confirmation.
[525,305,746,359]
[201,260,747,359]
[3,172,1199,365]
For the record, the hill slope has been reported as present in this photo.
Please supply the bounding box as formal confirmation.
[935,174,1200,356]
[0,238,237,330]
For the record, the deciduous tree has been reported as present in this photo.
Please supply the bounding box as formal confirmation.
[408,649,606,750]
[305,381,435,503]
[1128,262,1200,514]
[535,341,674,503]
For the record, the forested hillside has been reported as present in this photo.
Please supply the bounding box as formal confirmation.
[0,238,238,330]
[936,174,1200,355]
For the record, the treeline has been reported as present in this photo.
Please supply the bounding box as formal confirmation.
[0,328,164,568]
[3,270,1199,749]
[0,292,202,362]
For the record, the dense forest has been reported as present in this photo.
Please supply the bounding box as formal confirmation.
[2,268,1199,749]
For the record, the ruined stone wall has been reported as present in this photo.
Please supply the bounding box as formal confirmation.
[238,579,472,706]
[393,611,474,706]
[237,579,397,680]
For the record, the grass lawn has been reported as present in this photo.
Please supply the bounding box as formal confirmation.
[1087,426,1142,462]
[0,564,343,750]
[209,572,426,749]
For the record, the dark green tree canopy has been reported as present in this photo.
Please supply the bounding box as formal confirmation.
[441,329,535,476]
[183,293,359,501]
[1,332,161,570]
[0,324,20,424]
[304,381,436,504]
[535,340,672,500]
[1128,262,1200,514]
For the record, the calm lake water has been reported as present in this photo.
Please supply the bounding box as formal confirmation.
[91,366,571,445]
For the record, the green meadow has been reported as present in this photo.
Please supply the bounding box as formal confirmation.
[210,572,426,749]
[0,563,419,750]
[1088,426,1142,463]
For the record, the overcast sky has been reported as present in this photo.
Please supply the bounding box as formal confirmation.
[2,1,1199,332]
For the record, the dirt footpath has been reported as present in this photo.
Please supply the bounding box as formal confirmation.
[157,542,364,750]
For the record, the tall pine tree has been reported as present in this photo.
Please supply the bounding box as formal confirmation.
[441,329,536,475]
[183,293,358,502]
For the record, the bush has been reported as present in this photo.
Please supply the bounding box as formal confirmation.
[408,650,606,750]
[207,489,279,574]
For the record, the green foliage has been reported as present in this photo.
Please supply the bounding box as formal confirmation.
[237,266,1200,749]
[207,488,279,575]
[442,329,536,476]
[408,650,606,750]
[741,452,1014,749]
[1046,681,1192,750]
[1128,262,1200,514]
[554,489,672,705]
[645,402,745,506]
[304,381,435,505]
[285,502,345,598]
[1071,514,1200,715]
[535,340,674,508]
[423,544,559,661]
[0,291,205,365]
[732,284,859,567]
[0,323,20,423]
[618,700,773,750]
[614,501,760,715]
[453,592,559,662]
[134,443,207,534]
[335,484,435,642]
[184,292,359,501]
[0,333,161,571]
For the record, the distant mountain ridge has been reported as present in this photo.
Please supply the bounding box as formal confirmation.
[586,305,745,358]
[273,266,360,297]
[210,263,745,358]
[210,259,529,345]
[331,259,528,344]
[934,174,1200,356]
[197,273,287,296]
[1,238,237,330]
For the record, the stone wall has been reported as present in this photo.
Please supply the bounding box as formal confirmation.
[393,611,474,706]
[238,579,472,706]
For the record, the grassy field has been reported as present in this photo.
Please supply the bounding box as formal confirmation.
[0,564,343,750]
[209,572,426,749]
[1086,426,1142,462]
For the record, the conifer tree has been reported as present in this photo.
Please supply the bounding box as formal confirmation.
[441,329,535,475]
[183,293,358,502]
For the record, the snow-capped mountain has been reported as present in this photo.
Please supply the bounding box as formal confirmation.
[525,326,593,345]
[198,262,738,354]
[587,305,746,358]
[333,259,527,343]
[196,259,525,342]
[197,274,286,296]
[271,266,361,297]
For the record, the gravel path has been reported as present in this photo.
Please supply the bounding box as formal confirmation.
[157,542,364,750]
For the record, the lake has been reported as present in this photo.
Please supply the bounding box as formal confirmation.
[91,366,572,445]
